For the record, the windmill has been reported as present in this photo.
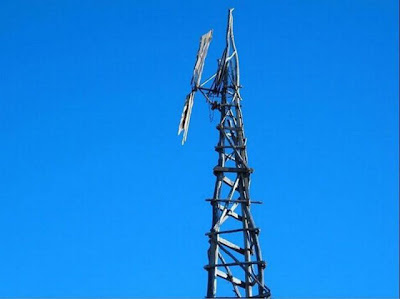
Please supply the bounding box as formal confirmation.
[178,9,271,299]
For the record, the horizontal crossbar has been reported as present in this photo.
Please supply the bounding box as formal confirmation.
[206,199,262,204]
[215,145,246,150]
[213,166,253,173]
[205,227,260,236]
[204,260,266,269]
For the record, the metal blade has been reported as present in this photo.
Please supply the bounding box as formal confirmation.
[191,30,213,88]
[178,91,195,144]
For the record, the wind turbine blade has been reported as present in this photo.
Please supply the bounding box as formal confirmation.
[191,30,213,87]
[178,91,195,144]
[178,29,212,145]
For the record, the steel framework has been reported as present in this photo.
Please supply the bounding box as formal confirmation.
[178,9,271,299]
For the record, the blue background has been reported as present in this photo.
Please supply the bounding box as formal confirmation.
[0,0,398,297]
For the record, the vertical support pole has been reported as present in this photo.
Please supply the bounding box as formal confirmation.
[206,62,228,299]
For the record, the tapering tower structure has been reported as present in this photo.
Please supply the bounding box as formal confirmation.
[178,9,271,299]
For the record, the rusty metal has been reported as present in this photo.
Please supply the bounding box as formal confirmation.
[179,8,271,299]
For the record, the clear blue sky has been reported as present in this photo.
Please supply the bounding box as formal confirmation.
[0,0,398,297]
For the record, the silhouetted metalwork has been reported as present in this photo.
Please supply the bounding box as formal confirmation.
[179,9,271,299]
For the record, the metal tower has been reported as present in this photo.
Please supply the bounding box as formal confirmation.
[178,9,271,299]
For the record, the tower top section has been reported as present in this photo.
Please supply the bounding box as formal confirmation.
[178,8,241,145]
